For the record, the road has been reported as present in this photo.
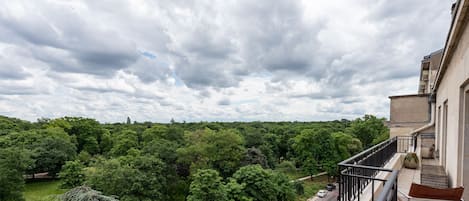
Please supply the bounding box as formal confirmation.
[307,189,338,201]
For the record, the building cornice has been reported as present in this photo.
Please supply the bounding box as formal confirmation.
[389,93,430,99]
[433,0,469,91]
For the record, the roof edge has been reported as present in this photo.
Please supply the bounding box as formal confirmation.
[433,0,469,91]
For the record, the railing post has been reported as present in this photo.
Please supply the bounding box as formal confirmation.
[337,138,402,201]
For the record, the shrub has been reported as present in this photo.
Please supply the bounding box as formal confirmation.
[59,160,85,188]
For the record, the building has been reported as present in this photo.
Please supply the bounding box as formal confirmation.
[338,1,469,200]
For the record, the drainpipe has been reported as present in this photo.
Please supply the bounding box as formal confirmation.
[409,93,436,136]
[407,93,436,153]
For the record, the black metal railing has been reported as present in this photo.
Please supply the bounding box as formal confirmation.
[376,170,399,201]
[338,136,414,201]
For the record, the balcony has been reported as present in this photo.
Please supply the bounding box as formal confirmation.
[338,136,415,201]
[338,134,449,201]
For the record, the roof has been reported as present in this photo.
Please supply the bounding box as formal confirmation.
[389,94,430,99]
[432,0,469,91]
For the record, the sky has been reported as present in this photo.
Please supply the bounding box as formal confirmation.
[0,0,454,123]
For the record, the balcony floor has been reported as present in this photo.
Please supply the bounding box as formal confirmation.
[398,166,421,196]
[397,158,449,201]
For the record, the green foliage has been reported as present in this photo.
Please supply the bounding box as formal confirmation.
[86,153,167,201]
[187,169,227,201]
[1,128,76,176]
[0,115,389,200]
[0,115,33,136]
[32,129,77,175]
[59,160,85,188]
[293,181,304,195]
[276,161,296,173]
[177,129,246,177]
[57,117,106,155]
[243,147,269,168]
[141,125,169,143]
[142,138,178,164]
[292,128,340,175]
[77,151,92,165]
[331,132,363,160]
[61,186,118,201]
[109,130,139,157]
[232,165,295,201]
[0,148,33,201]
[372,129,390,145]
[225,178,252,201]
[99,130,113,155]
[347,115,388,148]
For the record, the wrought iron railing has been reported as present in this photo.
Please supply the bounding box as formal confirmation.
[338,136,414,201]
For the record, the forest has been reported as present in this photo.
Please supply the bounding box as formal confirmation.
[0,114,389,201]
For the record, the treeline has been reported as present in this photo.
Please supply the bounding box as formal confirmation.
[0,115,389,201]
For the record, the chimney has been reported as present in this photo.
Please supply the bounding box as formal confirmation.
[451,2,457,16]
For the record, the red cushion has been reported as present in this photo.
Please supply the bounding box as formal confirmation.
[409,183,464,201]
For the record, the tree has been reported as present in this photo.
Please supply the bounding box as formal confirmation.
[141,125,169,143]
[0,116,33,136]
[187,169,227,201]
[232,165,295,201]
[87,154,167,201]
[57,117,105,155]
[276,161,296,174]
[271,172,295,201]
[61,186,118,201]
[0,128,76,176]
[126,117,131,125]
[292,128,339,174]
[331,132,363,160]
[177,129,246,177]
[242,127,265,148]
[33,130,77,176]
[77,151,92,166]
[59,160,85,188]
[347,115,388,148]
[242,147,268,168]
[293,181,304,195]
[0,148,32,201]
[99,130,113,155]
[109,130,139,157]
[142,138,179,164]
[301,158,318,178]
[225,179,252,201]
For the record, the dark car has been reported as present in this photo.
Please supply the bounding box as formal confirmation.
[326,183,336,191]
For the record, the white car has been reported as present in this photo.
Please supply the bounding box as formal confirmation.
[317,190,328,198]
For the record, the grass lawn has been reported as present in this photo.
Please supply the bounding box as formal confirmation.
[24,180,67,201]
[295,175,330,201]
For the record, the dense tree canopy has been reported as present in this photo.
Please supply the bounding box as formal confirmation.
[87,153,167,201]
[0,114,389,201]
[0,148,32,201]
[59,160,85,188]
[177,129,246,177]
[187,169,227,201]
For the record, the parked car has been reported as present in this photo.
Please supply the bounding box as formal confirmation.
[326,183,336,191]
[317,190,328,198]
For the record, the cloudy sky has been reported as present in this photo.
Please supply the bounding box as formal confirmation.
[0,0,453,123]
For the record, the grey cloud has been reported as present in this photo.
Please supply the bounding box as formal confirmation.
[217,98,231,106]
[0,0,455,122]
[125,55,172,83]
[0,64,30,80]
[164,0,326,89]
[0,83,48,95]
[0,2,139,77]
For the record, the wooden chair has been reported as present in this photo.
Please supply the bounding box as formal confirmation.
[399,183,464,201]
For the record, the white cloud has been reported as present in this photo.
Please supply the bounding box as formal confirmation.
[0,0,453,122]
